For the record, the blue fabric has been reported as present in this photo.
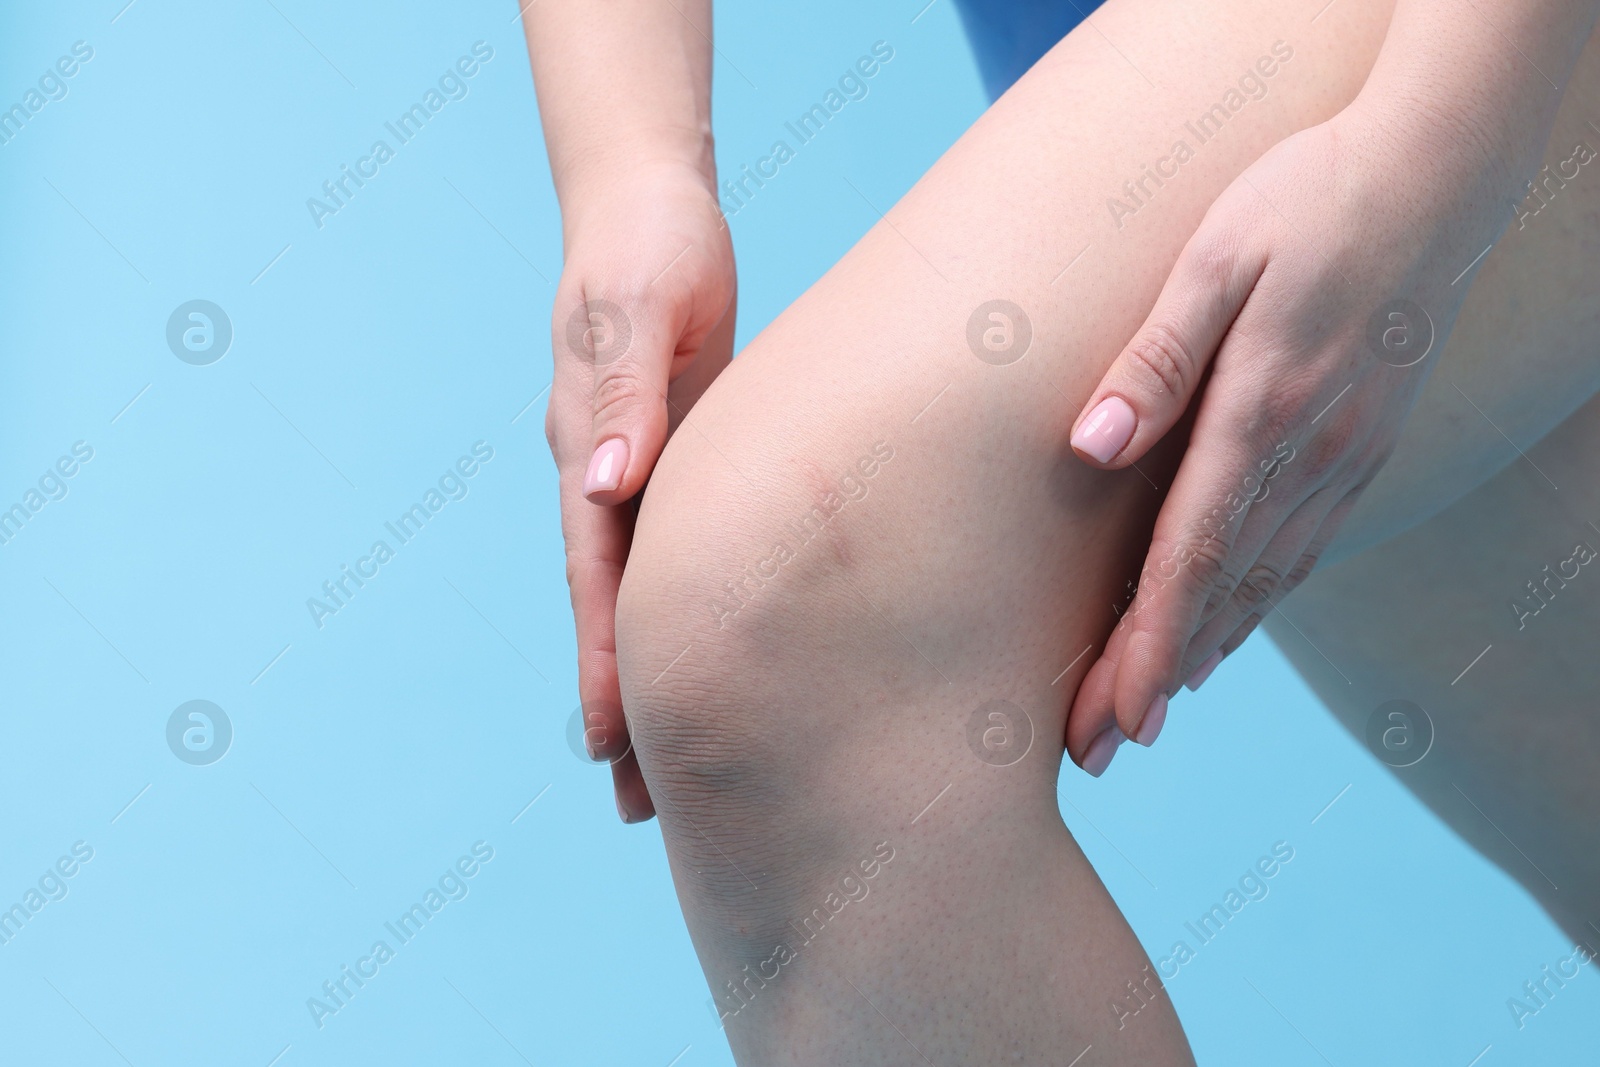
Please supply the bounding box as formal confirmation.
[951,0,1107,100]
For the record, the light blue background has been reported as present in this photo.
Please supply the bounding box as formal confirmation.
[0,2,1593,1064]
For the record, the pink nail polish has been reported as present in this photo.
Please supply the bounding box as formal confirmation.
[1134,693,1168,747]
[1185,650,1224,691]
[583,438,628,496]
[1071,396,1136,464]
[1082,727,1124,777]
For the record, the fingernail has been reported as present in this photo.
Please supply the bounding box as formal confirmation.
[1134,693,1168,747]
[1071,396,1136,464]
[1082,727,1125,777]
[616,795,633,824]
[584,438,628,496]
[1185,650,1224,692]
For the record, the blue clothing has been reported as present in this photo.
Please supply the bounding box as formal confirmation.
[951,0,1107,101]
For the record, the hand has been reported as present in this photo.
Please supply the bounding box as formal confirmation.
[547,162,735,819]
[1064,101,1508,774]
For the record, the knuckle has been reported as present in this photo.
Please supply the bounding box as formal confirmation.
[1260,403,1302,456]
[592,370,651,424]
[1302,414,1359,475]
[599,274,672,319]
[1189,538,1230,589]
[1184,233,1244,294]
[1238,560,1287,605]
[1123,323,1196,401]
[1234,402,1300,476]
[1200,577,1235,618]
[1283,550,1320,592]
[1158,530,1231,596]
[562,283,652,365]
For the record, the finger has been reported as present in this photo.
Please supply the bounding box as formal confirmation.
[1182,386,1369,639]
[1189,485,1368,682]
[575,302,733,819]
[1066,639,1129,777]
[1190,568,1297,687]
[580,251,734,506]
[1168,388,1366,678]
[611,747,656,823]
[1105,399,1277,743]
[562,481,658,819]
[549,318,654,805]
[1066,573,1165,768]
[573,293,680,504]
[1069,231,1263,469]
[1175,440,1323,646]
[1215,612,1265,662]
[562,473,633,761]
[1177,485,1336,682]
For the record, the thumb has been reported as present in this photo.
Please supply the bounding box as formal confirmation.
[578,298,679,504]
[1069,239,1258,468]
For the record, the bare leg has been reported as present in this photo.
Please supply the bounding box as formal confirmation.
[1267,28,1600,944]
[1273,393,1600,946]
[612,0,1600,1061]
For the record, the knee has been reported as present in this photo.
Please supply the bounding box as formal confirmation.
[614,527,872,953]
[612,436,878,792]
[612,504,807,822]
[610,458,912,884]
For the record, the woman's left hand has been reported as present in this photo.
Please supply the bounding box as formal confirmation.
[1064,98,1513,773]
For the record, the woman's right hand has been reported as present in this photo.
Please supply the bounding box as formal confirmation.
[548,162,736,822]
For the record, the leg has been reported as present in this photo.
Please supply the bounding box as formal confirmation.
[1265,28,1600,940]
[617,1,1392,1062]
[1271,395,1600,944]
[615,0,1600,1061]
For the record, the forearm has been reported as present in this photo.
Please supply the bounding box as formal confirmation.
[522,0,716,230]
[1321,16,1600,560]
[1353,0,1600,207]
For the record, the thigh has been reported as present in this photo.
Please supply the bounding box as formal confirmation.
[626,0,1400,685]
[1271,388,1600,940]
[615,0,1406,1062]
[1267,19,1600,938]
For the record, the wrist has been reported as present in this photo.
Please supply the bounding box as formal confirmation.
[1344,7,1592,204]
[554,125,717,221]
[1334,87,1530,241]
[1347,85,1508,179]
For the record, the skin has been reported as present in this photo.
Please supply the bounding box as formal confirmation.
[1067,0,1600,752]
[1254,41,1600,940]
[606,0,1600,1061]
[524,0,735,821]
[1271,388,1600,949]
[526,0,1600,823]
